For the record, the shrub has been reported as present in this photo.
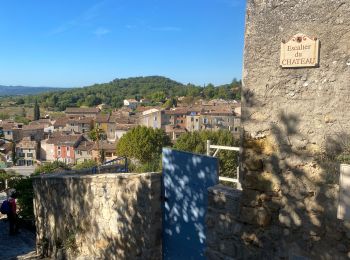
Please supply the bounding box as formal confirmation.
[34,161,71,175]
[73,160,97,170]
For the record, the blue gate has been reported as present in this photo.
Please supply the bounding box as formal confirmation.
[162,148,219,259]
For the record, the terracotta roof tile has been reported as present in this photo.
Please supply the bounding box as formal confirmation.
[65,107,100,114]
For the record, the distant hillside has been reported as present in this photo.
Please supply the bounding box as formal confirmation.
[2,76,241,111]
[0,85,64,96]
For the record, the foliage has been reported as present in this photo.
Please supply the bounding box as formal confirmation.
[73,160,97,170]
[12,177,34,220]
[34,100,40,120]
[174,130,239,178]
[34,161,71,175]
[64,231,78,254]
[11,143,17,165]
[116,126,171,166]
[0,76,242,111]
[88,127,106,141]
[163,97,177,109]
[0,112,9,120]
[133,158,162,173]
[0,169,10,190]
[14,115,30,125]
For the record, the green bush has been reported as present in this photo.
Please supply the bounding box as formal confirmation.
[13,177,34,220]
[0,169,10,191]
[34,161,71,175]
[73,160,97,170]
[174,130,239,178]
[116,126,171,164]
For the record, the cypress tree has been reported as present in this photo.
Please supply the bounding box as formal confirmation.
[34,100,40,120]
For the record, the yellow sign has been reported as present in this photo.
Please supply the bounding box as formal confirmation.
[280,33,319,68]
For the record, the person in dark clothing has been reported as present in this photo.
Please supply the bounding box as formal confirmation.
[7,192,19,235]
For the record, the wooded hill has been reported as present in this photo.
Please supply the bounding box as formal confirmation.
[0,85,64,96]
[2,76,241,111]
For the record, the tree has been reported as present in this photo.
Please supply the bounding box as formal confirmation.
[34,161,70,175]
[174,130,239,178]
[116,126,171,167]
[19,107,26,117]
[34,100,40,120]
[89,127,106,164]
[203,84,215,99]
[11,143,17,165]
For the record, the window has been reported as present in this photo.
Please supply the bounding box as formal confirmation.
[195,119,199,122]
[180,120,183,123]
[58,146,61,150]
[154,116,157,121]
[57,151,61,156]
[27,153,33,158]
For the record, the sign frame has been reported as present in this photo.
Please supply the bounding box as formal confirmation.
[280,33,320,68]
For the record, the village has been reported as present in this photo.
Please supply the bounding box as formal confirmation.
[0,98,241,170]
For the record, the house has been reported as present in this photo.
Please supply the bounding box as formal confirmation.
[0,142,13,165]
[46,133,85,164]
[200,107,236,132]
[16,137,40,166]
[0,122,22,142]
[94,114,120,141]
[123,99,139,109]
[165,125,187,141]
[139,108,166,129]
[115,123,138,140]
[29,119,54,133]
[66,117,93,134]
[186,113,201,131]
[94,114,111,133]
[21,124,45,141]
[91,141,117,163]
[65,107,100,118]
[164,108,188,129]
[53,117,69,132]
[75,140,94,164]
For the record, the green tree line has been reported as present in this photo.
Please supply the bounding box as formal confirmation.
[1,76,241,111]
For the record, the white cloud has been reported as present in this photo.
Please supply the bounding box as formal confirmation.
[93,27,111,36]
[49,1,108,35]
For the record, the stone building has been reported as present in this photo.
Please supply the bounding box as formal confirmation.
[45,133,85,164]
[75,140,94,164]
[66,117,93,134]
[65,107,100,118]
[16,137,40,166]
[139,108,166,129]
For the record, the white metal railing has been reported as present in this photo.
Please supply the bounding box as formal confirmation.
[206,140,242,190]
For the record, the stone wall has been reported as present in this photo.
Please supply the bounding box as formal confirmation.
[33,172,161,259]
[214,0,350,259]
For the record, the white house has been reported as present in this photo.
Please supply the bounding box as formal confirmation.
[123,99,139,109]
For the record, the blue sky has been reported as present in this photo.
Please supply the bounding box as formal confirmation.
[0,0,246,88]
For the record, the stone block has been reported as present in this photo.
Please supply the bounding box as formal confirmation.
[244,156,264,171]
[241,189,261,207]
[244,171,281,192]
[219,239,237,257]
[240,206,271,227]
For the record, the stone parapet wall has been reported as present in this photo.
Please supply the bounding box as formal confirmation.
[33,172,162,259]
[206,184,350,259]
